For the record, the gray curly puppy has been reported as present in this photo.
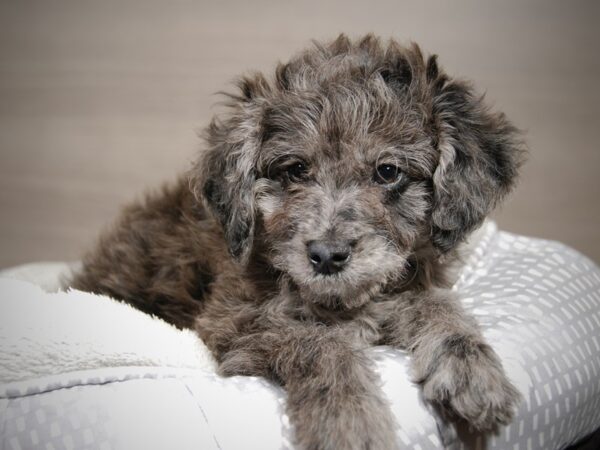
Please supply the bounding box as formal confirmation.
[72,34,524,449]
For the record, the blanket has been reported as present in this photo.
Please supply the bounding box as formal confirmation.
[1,222,600,449]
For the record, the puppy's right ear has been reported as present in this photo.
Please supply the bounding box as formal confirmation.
[190,75,270,263]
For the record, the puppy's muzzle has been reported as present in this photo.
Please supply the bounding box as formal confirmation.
[307,240,352,275]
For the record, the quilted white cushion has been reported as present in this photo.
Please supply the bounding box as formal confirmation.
[1,222,599,450]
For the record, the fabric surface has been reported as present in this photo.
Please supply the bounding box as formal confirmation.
[1,222,599,449]
[0,278,215,384]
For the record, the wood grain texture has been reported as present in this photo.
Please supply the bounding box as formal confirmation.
[0,0,598,268]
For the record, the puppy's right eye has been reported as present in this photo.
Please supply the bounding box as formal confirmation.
[284,161,309,182]
[266,159,310,183]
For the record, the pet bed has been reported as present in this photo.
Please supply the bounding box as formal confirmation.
[1,222,599,450]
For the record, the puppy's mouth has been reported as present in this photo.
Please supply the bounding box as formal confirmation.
[272,232,408,309]
[305,284,381,311]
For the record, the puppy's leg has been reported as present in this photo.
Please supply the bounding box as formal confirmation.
[203,323,398,450]
[380,289,520,430]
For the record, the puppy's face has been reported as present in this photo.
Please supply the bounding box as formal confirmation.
[254,90,436,308]
[195,35,523,309]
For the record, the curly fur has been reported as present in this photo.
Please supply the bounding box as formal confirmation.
[71,34,525,449]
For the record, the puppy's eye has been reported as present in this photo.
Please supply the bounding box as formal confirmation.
[285,161,309,182]
[374,164,402,184]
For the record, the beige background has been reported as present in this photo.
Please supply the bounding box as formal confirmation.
[0,0,598,268]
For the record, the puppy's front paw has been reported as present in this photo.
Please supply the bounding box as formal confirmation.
[416,335,521,430]
[289,384,398,450]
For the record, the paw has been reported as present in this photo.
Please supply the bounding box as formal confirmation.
[218,347,269,377]
[289,383,398,450]
[416,335,521,430]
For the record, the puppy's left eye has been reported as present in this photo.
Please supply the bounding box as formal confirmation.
[374,164,402,184]
[281,161,309,182]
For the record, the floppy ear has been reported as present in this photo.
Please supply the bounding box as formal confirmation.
[191,75,269,262]
[427,56,525,253]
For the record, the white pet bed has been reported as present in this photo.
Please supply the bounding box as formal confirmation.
[1,222,599,450]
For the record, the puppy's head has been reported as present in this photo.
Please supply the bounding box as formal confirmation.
[192,34,524,309]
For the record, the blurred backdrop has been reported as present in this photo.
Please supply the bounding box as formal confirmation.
[0,0,598,268]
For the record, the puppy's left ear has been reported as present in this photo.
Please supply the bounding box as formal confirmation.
[427,56,525,253]
[190,75,270,263]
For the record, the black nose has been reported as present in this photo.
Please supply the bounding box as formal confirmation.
[307,240,351,275]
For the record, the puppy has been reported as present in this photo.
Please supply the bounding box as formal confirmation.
[72,34,524,449]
